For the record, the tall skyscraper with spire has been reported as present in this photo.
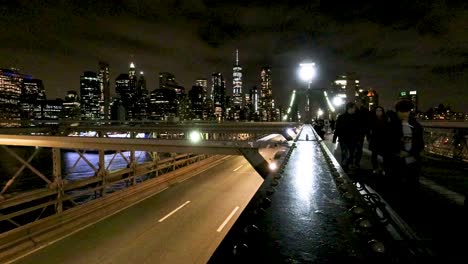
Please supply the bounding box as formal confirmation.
[232,49,243,107]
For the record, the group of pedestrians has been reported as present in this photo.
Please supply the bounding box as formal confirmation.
[332,99,424,193]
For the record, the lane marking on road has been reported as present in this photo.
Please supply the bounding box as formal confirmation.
[6,186,171,264]
[217,206,239,232]
[158,201,191,222]
[233,165,243,172]
[177,156,233,183]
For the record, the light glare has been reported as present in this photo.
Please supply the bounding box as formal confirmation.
[269,162,277,171]
[189,131,202,143]
[332,96,344,107]
[298,63,316,82]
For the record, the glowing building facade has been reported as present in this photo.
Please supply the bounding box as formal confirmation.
[260,67,273,121]
[232,49,243,107]
[98,61,110,120]
[80,71,100,120]
[0,69,24,123]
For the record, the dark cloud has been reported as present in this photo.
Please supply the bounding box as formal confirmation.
[0,0,467,112]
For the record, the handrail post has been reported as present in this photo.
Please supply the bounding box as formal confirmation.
[52,147,63,214]
[98,149,107,197]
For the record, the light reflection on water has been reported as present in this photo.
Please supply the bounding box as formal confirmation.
[63,151,151,181]
[63,151,152,202]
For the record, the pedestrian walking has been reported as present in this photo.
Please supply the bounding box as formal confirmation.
[354,99,370,169]
[384,100,424,196]
[332,102,361,172]
[369,106,387,174]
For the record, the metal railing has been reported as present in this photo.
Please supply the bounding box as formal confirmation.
[421,121,468,161]
[0,142,210,234]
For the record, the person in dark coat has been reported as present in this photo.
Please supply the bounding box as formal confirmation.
[369,106,387,174]
[384,100,424,194]
[332,102,361,172]
[354,99,370,169]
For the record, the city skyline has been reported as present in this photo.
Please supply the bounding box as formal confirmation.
[0,1,467,112]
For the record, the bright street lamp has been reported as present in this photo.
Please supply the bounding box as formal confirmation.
[298,63,316,85]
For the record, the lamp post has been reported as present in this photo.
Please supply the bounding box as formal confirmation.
[298,63,316,123]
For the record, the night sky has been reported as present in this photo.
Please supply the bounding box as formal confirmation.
[1,0,467,112]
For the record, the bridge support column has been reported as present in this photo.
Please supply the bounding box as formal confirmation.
[98,150,107,197]
[239,148,270,179]
[152,152,159,177]
[52,148,63,213]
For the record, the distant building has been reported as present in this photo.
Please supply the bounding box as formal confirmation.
[398,90,418,112]
[135,72,149,120]
[0,69,26,123]
[110,97,126,121]
[211,72,226,119]
[331,73,360,104]
[98,61,110,120]
[195,78,208,91]
[129,62,137,95]
[159,72,185,97]
[20,78,46,119]
[232,49,243,107]
[367,89,379,110]
[80,71,100,120]
[35,99,63,120]
[245,86,259,121]
[115,73,132,119]
[63,91,80,119]
[149,88,177,120]
[260,67,273,121]
[188,85,206,120]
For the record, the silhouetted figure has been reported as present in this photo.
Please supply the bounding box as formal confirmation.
[385,100,424,198]
[330,118,336,131]
[369,106,387,174]
[333,103,360,172]
[353,99,370,169]
[313,119,325,139]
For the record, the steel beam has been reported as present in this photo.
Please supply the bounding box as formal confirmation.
[0,135,269,155]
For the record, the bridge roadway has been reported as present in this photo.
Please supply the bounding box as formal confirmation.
[10,146,283,263]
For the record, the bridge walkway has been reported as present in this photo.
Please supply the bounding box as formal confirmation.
[210,125,407,263]
[321,133,467,261]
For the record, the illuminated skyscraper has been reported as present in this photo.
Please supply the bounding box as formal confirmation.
[80,71,100,120]
[129,62,137,91]
[63,91,80,119]
[159,72,185,98]
[260,66,273,121]
[232,49,243,107]
[0,69,25,123]
[115,73,131,119]
[212,72,225,119]
[331,73,360,104]
[188,85,206,120]
[367,89,379,110]
[98,61,110,120]
[195,78,208,93]
[135,71,149,119]
[249,85,259,113]
[20,78,46,119]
